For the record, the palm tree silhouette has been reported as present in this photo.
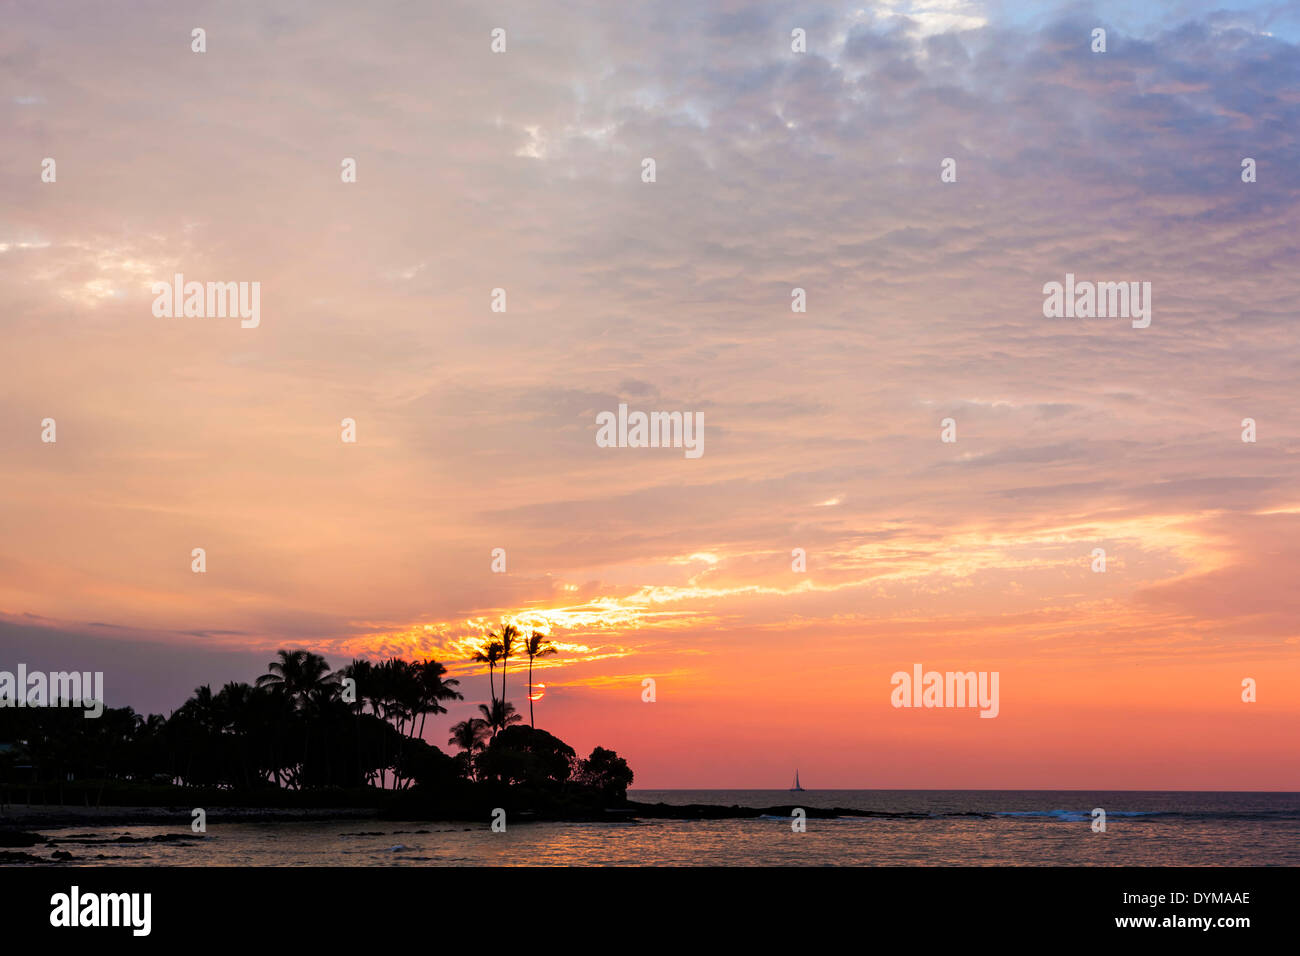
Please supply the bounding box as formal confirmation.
[179,684,217,733]
[415,658,462,739]
[256,650,338,787]
[493,624,520,715]
[340,658,373,714]
[214,681,257,788]
[256,649,339,710]
[449,717,490,752]
[448,717,490,780]
[477,699,522,738]
[472,641,504,711]
[522,630,557,727]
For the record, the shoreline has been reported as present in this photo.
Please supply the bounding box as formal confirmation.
[0,805,382,828]
[0,800,907,863]
[0,801,909,830]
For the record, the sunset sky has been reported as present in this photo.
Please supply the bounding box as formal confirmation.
[2,0,1298,789]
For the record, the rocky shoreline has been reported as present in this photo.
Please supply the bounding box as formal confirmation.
[0,800,927,864]
[0,804,380,828]
[0,800,920,831]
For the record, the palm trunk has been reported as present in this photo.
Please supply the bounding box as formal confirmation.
[354,710,361,789]
[301,709,313,788]
[528,654,535,727]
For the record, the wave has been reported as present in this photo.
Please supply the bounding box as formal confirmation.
[991,810,1156,822]
[747,808,1300,822]
[903,809,1300,822]
[624,798,1300,823]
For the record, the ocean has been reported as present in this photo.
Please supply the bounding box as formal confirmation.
[8,790,1298,866]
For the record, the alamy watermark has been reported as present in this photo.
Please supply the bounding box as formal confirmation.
[151,274,260,328]
[0,664,103,717]
[595,403,704,458]
[50,886,151,936]
[1042,273,1151,328]
[891,664,999,718]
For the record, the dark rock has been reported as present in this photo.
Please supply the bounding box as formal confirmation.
[0,830,43,848]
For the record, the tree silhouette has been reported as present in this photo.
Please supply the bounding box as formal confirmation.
[572,746,635,799]
[478,725,575,788]
[256,650,339,710]
[493,623,520,718]
[0,647,630,806]
[415,659,462,740]
[477,699,523,738]
[448,717,490,781]
[256,651,339,787]
[522,630,558,727]
[472,641,504,715]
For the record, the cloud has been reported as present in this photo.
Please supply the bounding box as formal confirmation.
[0,3,1297,784]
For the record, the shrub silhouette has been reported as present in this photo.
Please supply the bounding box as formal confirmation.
[572,746,634,799]
[478,725,575,789]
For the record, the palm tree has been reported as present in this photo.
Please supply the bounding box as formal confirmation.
[255,650,339,711]
[338,658,374,787]
[472,641,504,711]
[256,650,339,789]
[214,681,256,788]
[493,624,520,715]
[522,630,557,728]
[172,685,217,786]
[448,717,490,782]
[340,658,375,716]
[377,658,419,736]
[477,699,523,738]
[415,659,462,740]
[373,658,418,787]
[179,684,217,733]
[448,717,490,753]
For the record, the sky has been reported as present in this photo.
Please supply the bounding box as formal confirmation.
[1,0,1298,789]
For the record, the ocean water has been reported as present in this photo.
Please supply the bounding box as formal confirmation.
[9,790,1299,866]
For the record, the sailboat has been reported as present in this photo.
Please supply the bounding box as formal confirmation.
[789,769,805,792]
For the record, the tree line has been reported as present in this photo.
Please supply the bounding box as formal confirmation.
[0,633,632,806]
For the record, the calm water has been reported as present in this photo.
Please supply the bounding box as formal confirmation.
[11,791,1299,866]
